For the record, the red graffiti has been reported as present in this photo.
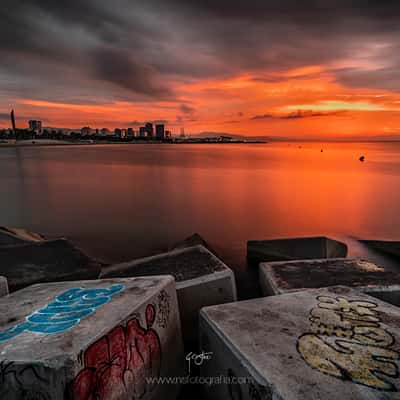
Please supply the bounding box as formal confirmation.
[69,304,161,400]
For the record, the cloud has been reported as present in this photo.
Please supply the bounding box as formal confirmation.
[128,119,168,126]
[250,110,344,120]
[158,0,400,21]
[90,48,171,97]
[334,64,400,92]
[1,0,400,111]
[128,120,144,126]
[250,114,274,120]
[180,104,196,114]
[0,111,44,123]
[280,110,343,119]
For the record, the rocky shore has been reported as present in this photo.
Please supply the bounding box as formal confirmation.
[0,228,399,399]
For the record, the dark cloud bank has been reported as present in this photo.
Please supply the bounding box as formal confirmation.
[1,0,400,105]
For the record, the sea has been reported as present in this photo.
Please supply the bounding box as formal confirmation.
[1,141,399,295]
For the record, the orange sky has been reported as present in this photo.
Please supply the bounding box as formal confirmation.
[5,64,400,138]
[2,1,400,139]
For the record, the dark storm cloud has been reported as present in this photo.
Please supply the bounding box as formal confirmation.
[158,0,400,22]
[0,0,171,101]
[90,48,171,97]
[152,0,400,90]
[334,65,400,92]
[1,0,400,106]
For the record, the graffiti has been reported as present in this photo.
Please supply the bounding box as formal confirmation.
[157,290,170,329]
[0,360,51,399]
[0,284,124,342]
[297,295,400,391]
[69,303,162,400]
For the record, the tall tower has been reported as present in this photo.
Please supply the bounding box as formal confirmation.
[145,122,154,138]
[10,109,16,135]
[155,124,165,140]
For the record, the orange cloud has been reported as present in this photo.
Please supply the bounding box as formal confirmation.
[2,64,400,139]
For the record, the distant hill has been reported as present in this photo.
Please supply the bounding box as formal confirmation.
[190,132,290,141]
[191,132,400,142]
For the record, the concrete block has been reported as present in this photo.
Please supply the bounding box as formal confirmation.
[0,226,45,246]
[170,233,218,256]
[101,245,237,350]
[200,286,400,399]
[0,277,184,400]
[0,239,102,292]
[361,240,400,259]
[0,276,8,297]
[259,258,400,306]
[247,236,348,265]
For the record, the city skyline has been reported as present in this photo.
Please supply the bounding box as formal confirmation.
[2,2,400,139]
[2,112,173,140]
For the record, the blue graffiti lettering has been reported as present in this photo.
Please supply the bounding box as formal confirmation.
[0,284,125,341]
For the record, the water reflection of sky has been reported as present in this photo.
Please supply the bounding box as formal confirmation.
[0,142,399,274]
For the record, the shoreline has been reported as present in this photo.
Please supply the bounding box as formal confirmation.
[1,138,400,149]
[0,139,267,148]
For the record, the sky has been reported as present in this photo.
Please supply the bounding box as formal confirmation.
[1,1,400,138]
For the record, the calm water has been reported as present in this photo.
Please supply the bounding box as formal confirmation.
[1,142,400,288]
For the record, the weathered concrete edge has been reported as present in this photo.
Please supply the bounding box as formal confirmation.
[260,257,357,268]
[200,286,396,399]
[259,264,285,296]
[0,276,8,297]
[100,244,216,277]
[0,226,46,243]
[177,268,237,300]
[247,236,348,262]
[200,306,269,386]
[360,284,400,294]
[259,259,400,297]
[258,258,358,297]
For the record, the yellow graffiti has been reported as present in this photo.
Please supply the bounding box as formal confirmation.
[297,295,399,391]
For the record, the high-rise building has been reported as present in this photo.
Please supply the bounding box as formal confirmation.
[29,120,42,134]
[100,128,110,136]
[139,127,146,138]
[165,130,171,139]
[81,126,92,136]
[155,124,165,140]
[127,128,134,137]
[180,127,185,138]
[145,122,154,138]
[114,128,122,137]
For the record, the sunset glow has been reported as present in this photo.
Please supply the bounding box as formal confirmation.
[2,1,400,139]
